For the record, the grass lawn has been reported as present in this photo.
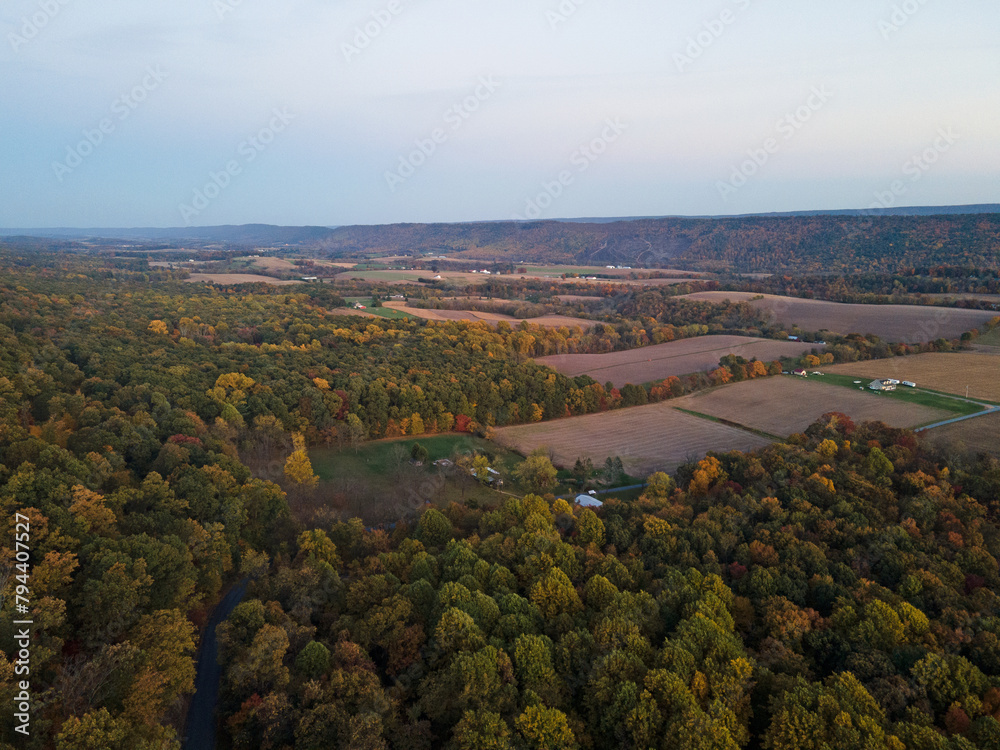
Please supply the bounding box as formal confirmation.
[341,297,416,320]
[814,373,985,416]
[310,433,598,522]
[310,435,518,521]
[975,326,1000,348]
[365,307,416,320]
[311,434,504,481]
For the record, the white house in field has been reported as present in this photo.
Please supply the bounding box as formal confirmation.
[869,379,897,392]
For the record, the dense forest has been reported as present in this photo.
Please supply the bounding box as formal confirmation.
[1,249,999,748]
[317,215,1000,274]
[217,417,1000,749]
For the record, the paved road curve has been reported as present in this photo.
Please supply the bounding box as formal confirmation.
[183,578,250,750]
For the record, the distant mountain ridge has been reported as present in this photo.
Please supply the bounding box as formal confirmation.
[0,224,337,246]
[555,204,1000,223]
[3,204,999,273]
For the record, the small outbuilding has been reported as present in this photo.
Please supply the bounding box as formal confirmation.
[575,494,603,508]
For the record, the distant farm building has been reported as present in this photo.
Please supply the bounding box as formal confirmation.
[575,494,603,508]
[793,369,808,377]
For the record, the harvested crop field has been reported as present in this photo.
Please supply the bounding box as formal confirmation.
[246,256,298,272]
[681,292,996,343]
[921,411,1000,458]
[671,377,951,437]
[383,302,595,330]
[824,352,1000,403]
[186,273,300,286]
[535,335,820,387]
[494,403,773,477]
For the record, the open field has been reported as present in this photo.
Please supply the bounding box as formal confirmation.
[671,377,951,436]
[494,403,774,477]
[242,256,298,272]
[310,435,517,522]
[383,302,595,329]
[816,373,986,416]
[972,327,1000,352]
[186,273,301,286]
[327,307,382,320]
[522,265,704,278]
[536,335,819,386]
[332,268,704,288]
[681,292,996,342]
[824,352,1000,403]
[921,411,1000,458]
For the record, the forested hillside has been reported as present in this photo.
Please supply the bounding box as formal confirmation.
[217,417,1000,749]
[1,250,999,748]
[321,215,1000,274]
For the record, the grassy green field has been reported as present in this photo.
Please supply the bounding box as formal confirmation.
[337,270,424,282]
[342,297,416,320]
[310,433,619,520]
[311,434,505,480]
[310,435,519,520]
[976,326,1000,348]
[815,373,984,416]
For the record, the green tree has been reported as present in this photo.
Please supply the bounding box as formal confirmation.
[515,450,558,492]
[515,705,578,750]
[417,508,454,547]
[411,442,430,463]
[296,641,332,679]
[451,710,513,750]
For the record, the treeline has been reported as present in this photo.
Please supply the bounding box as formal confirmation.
[214,416,1000,749]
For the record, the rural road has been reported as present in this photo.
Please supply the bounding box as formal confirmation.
[183,578,250,750]
[916,405,1000,432]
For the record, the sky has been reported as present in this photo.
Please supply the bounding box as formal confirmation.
[1,0,998,228]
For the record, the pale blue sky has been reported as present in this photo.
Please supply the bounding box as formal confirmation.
[1,0,998,227]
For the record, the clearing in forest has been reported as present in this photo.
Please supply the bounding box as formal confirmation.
[493,403,773,477]
[383,302,596,330]
[681,292,996,342]
[186,273,301,285]
[535,335,819,386]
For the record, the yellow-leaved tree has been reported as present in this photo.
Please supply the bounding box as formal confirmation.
[284,434,318,488]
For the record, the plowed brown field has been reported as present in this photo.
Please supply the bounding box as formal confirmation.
[383,302,595,330]
[922,411,1000,458]
[671,377,949,436]
[682,292,995,343]
[536,335,819,386]
[494,404,773,477]
[824,352,1000,402]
